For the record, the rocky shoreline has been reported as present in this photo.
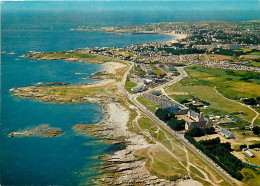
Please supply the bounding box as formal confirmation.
[72,102,177,185]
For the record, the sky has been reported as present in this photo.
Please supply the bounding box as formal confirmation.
[1,0,259,1]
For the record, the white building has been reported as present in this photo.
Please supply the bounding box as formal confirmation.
[244,150,255,158]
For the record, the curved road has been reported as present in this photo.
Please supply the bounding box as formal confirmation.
[120,65,237,185]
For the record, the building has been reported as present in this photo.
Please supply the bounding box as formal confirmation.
[227,44,241,50]
[131,83,146,93]
[185,111,212,130]
[220,128,235,139]
[141,64,154,75]
[244,150,255,158]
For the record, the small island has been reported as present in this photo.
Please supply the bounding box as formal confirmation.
[8,124,63,138]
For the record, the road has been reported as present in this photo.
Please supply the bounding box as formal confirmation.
[120,65,237,185]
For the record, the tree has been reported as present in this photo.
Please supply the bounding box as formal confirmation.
[204,127,216,135]
[256,97,260,104]
[240,144,247,150]
[252,126,260,135]
[186,127,205,137]
[168,118,185,131]
[155,108,175,122]
[243,98,257,106]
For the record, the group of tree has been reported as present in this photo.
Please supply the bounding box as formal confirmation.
[243,97,260,106]
[168,118,185,131]
[187,104,200,113]
[155,108,185,131]
[249,143,260,149]
[239,144,247,150]
[184,134,244,180]
[225,69,260,81]
[212,48,251,57]
[185,127,216,137]
[240,143,260,150]
[253,126,260,135]
[159,48,205,55]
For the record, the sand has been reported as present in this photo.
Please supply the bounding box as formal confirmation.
[105,102,129,137]
[102,62,127,74]
[83,79,115,88]
[176,179,203,186]
[164,32,188,43]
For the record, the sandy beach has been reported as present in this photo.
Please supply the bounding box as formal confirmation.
[102,62,127,74]
[164,32,188,43]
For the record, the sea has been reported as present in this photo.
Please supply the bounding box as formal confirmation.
[1,1,259,185]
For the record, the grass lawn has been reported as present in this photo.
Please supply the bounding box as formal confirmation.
[125,80,136,94]
[185,66,260,99]
[209,54,234,60]
[241,168,260,186]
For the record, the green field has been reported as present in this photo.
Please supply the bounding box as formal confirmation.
[166,66,259,125]
[125,75,136,94]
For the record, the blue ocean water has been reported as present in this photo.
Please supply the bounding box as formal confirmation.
[1,1,259,185]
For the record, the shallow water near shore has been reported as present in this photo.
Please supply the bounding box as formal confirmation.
[1,1,259,185]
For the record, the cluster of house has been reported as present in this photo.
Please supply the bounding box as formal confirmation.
[209,114,237,124]
[203,60,260,73]
[130,64,177,93]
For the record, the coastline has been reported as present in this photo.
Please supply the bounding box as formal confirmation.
[10,43,228,185]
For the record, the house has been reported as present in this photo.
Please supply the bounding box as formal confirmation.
[244,150,255,158]
[185,111,212,130]
[220,128,235,139]
[165,64,177,71]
